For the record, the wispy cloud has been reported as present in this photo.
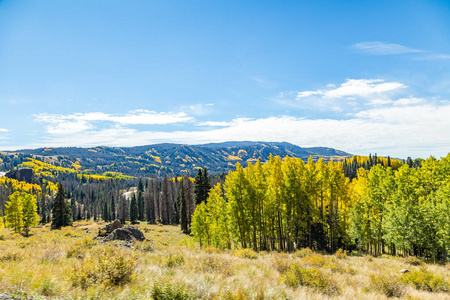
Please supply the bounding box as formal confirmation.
[295,79,406,101]
[0,128,8,132]
[180,104,214,116]
[353,41,422,55]
[34,110,193,134]
[278,79,408,113]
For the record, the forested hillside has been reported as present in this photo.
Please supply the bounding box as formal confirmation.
[9,141,352,176]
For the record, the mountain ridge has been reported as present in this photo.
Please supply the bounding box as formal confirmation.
[13,141,352,176]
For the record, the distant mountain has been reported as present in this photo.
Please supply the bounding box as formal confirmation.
[15,142,352,176]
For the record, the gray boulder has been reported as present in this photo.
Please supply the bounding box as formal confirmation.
[104,225,145,242]
[98,219,123,237]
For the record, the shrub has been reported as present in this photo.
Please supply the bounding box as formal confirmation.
[293,247,313,258]
[403,256,423,266]
[273,258,292,274]
[370,274,405,297]
[134,240,154,252]
[401,270,450,292]
[165,252,185,268]
[282,264,340,295]
[203,246,221,254]
[234,248,258,259]
[151,280,195,300]
[0,249,24,262]
[71,244,137,288]
[334,248,347,259]
[222,288,248,299]
[67,237,97,258]
[195,256,233,275]
[301,253,329,267]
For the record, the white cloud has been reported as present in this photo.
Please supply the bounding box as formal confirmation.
[393,97,423,106]
[0,128,8,132]
[353,41,422,55]
[197,121,231,127]
[34,110,193,134]
[180,104,214,116]
[24,103,450,159]
[323,79,406,98]
[368,99,393,105]
[295,79,406,102]
[296,90,321,99]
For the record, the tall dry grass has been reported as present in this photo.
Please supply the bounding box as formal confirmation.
[0,222,448,299]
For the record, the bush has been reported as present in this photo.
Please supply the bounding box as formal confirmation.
[0,249,24,262]
[403,256,423,266]
[134,240,154,252]
[67,237,97,258]
[165,252,185,268]
[151,280,195,300]
[234,248,258,259]
[195,256,233,276]
[293,247,313,258]
[282,264,340,295]
[203,246,222,254]
[401,270,450,292]
[370,274,405,297]
[273,258,292,274]
[301,253,329,267]
[71,244,137,288]
[334,248,347,259]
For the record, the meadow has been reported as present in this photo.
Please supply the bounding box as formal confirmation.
[0,221,449,300]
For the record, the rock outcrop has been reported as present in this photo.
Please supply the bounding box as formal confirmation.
[103,226,145,242]
[98,219,123,237]
[5,168,33,183]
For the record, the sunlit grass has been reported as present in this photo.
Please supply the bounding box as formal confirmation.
[0,222,449,299]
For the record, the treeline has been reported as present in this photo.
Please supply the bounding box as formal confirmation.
[191,154,450,262]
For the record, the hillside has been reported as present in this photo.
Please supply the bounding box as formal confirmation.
[13,142,352,176]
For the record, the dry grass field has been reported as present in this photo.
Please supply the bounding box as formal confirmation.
[0,221,449,300]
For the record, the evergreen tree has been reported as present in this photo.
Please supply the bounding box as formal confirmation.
[110,194,116,220]
[51,183,72,229]
[118,195,129,224]
[137,178,145,221]
[102,200,109,222]
[160,174,170,224]
[180,178,188,233]
[194,169,203,205]
[130,194,138,224]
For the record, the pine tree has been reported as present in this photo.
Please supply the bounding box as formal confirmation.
[160,174,170,224]
[180,178,188,233]
[21,192,39,237]
[5,191,23,233]
[118,195,129,224]
[194,169,203,205]
[144,180,156,224]
[130,193,138,224]
[110,194,116,220]
[51,182,72,229]
[102,200,109,222]
[138,178,145,221]
[202,167,211,203]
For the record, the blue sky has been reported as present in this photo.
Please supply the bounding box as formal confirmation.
[1,0,450,158]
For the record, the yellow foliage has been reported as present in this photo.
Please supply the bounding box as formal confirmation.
[227,155,242,161]
[149,154,162,164]
[0,177,41,195]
